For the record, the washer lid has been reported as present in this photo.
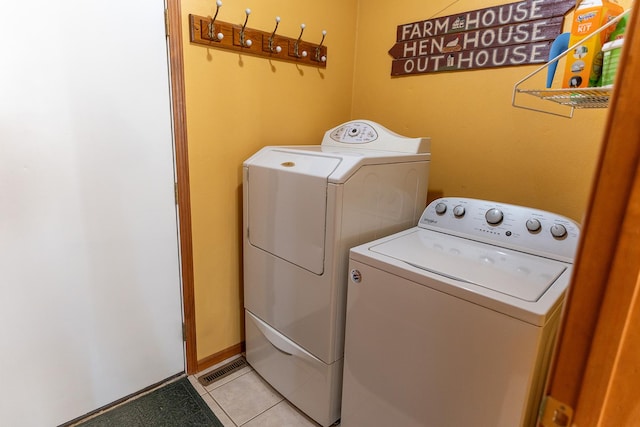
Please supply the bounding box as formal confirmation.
[369,230,567,302]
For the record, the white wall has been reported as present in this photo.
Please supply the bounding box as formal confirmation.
[0,2,184,425]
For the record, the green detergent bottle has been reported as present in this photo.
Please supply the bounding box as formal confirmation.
[609,14,628,41]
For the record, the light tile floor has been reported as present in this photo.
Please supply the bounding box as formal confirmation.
[189,355,333,427]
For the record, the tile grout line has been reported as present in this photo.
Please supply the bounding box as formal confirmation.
[207,368,286,427]
[203,366,254,394]
[207,369,257,427]
[236,398,285,427]
[208,392,240,427]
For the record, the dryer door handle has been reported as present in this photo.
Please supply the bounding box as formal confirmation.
[269,341,293,356]
[249,311,324,363]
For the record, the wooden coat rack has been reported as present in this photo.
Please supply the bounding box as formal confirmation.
[189,4,327,68]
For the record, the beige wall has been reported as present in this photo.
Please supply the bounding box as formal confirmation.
[352,0,630,222]
[182,0,630,361]
[181,0,358,360]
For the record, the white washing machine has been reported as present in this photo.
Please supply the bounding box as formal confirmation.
[342,197,580,427]
[243,120,431,426]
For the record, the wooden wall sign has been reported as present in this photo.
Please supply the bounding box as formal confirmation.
[389,0,575,76]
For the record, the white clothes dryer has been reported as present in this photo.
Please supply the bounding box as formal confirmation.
[243,120,431,426]
[342,197,580,427]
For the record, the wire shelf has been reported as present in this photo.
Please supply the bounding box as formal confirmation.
[512,9,629,118]
[516,87,612,109]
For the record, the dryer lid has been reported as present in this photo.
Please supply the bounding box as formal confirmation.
[368,230,567,302]
[247,149,343,178]
[246,150,341,275]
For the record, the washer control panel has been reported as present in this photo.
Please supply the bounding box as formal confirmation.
[419,197,580,262]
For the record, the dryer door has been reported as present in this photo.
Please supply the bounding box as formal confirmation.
[246,150,341,274]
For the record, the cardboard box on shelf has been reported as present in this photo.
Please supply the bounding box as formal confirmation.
[562,0,623,88]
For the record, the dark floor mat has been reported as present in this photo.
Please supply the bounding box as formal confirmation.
[75,377,224,427]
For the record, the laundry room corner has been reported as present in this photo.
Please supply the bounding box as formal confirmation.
[179,0,634,369]
[180,0,359,363]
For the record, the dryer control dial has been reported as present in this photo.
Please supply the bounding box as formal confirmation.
[485,208,503,225]
[550,224,567,239]
[329,122,378,143]
[526,219,542,232]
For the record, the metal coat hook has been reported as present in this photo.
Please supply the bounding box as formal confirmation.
[268,16,282,53]
[315,30,327,62]
[239,8,252,47]
[294,23,307,58]
[208,0,224,41]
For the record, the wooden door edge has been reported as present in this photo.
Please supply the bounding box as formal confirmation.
[543,4,640,425]
[167,0,198,374]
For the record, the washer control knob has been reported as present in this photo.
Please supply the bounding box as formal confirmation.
[550,224,567,239]
[435,202,447,215]
[453,205,465,217]
[526,218,542,232]
[485,208,503,225]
